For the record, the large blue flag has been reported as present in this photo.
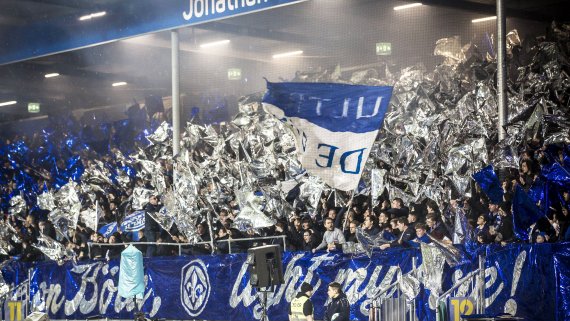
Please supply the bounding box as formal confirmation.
[512,185,544,240]
[262,81,393,191]
[472,165,503,204]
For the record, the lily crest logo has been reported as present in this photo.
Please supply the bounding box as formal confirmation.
[180,259,211,317]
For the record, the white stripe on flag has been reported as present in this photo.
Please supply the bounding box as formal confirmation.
[264,102,378,191]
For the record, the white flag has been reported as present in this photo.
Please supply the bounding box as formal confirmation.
[263,81,393,191]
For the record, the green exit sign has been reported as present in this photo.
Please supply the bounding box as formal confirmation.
[227,68,242,80]
[28,102,40,113]
[376,42,392,56]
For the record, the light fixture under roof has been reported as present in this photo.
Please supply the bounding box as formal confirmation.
[79,11,107,21]
[112,82,127,87]
[199,39,230,48]
[472,16,497,23]
[0,101,17,107]
[45,73,60,78]
[393,3,423,11]
[272,50,303,59]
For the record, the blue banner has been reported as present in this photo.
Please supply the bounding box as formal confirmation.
[1,0,307,65]
[2,244,564,321]
[553,246,570,321]
[482,244,556,320]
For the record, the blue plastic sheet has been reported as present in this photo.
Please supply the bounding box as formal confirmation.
[472,165,504,205]
[3,244,564,321]
[543,163,570,189]
[553,245,570,321]
[512,185,544,240]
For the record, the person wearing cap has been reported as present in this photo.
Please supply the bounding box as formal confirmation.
[289,282,314,321]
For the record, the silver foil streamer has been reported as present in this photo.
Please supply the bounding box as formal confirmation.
[49,209,73,240]
[420,242,446,296]
[371,169,387,206]
[233,187,276,229]
[163,167,202,241]
[80,205,100,232]
[131,188,154,211]
[37,191,57,211]
[491,142,520,169]
[0,238,10,256]
[434,36,465,64]
[50,181,81,237]
[136,160,167,194]
[452,207,473,244]
[427,234,469,267]
[0,267,9,297]
[299,176,325,210]
[148,206,175,234]
[452,174,471,198]
[80,159,113,193]
[341,241,365,255]
[543,114,570,145]
[115,168,133,190]
[146,122,171,145]
[9,195,26,216]
[33,234,75,261]
[355,227,391,257]
[400,274,421,302]
[0,219,17,241]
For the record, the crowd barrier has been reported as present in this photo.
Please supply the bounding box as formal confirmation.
[87,235,288,256]
[1,242,569,321]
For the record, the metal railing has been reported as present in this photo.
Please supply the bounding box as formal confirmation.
[216,235,287,254]
[88,241,211,257]
[0,268,31,319]
[369,257,418,321]
[87,235,287,256]
[434,255,486,321]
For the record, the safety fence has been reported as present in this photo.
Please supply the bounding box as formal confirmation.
[87,234,287,256]
[369,257,420,321]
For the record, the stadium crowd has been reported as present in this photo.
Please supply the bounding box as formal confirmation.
[1,117,569,264]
